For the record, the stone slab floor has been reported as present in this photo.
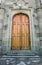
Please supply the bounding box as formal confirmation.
[0,55,42,65]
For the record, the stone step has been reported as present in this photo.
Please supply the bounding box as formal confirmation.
[7,50,35,56]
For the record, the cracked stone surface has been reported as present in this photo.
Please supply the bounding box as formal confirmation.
[0,55,42,65]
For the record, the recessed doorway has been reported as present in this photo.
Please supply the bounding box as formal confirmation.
[11,13,30,50]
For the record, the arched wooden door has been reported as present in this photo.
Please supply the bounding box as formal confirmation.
[11,13,30,50]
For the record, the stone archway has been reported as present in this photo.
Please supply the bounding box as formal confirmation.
[11,13,30,50]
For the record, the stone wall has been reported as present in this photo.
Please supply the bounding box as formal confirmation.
[35,0,42,55]
[0,0,42,55]
[2,8,11,54]
[0,9,4,54]
[37,9,42,55]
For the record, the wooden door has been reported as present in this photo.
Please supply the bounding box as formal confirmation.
[11,13,30,50]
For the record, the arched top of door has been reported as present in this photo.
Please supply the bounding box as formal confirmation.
[12,13,29,21]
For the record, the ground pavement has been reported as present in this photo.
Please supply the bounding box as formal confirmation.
[0,55,42,65]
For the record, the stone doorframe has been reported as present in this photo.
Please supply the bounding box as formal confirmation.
[9,8,35,51]
[2,8,35,53]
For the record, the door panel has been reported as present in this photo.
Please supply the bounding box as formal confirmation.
[11,15,21,49]
[11,13,30,50]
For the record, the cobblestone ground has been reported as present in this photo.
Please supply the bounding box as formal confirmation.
[0,56,42,65]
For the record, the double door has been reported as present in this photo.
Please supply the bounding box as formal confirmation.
[11,13,30,50]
